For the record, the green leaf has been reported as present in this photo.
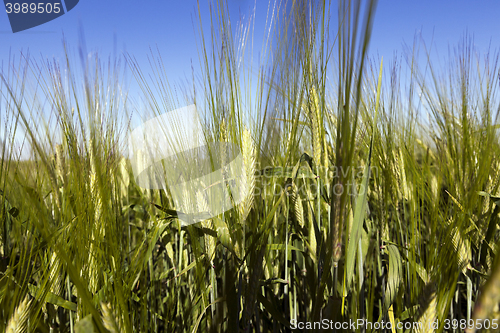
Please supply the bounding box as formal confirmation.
[28,284,77,311]
[478,191,500,206]
[344,58,383,292]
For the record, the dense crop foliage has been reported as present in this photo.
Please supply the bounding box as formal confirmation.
[2,0,500,332]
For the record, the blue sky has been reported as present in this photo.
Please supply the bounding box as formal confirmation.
[1,0,500,158]
[2,0,499,85]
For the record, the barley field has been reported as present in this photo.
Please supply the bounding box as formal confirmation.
[1,0,500,332]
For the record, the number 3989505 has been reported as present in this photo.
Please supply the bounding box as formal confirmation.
[5,3,62,14]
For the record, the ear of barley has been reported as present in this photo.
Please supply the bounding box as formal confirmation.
[118,156,130,199]
[331,143,343,266]
[449,226,471,273]
[238,127,256,222]
[468,252,500,333]
[87,138,102,295]
[416,283,437,333]
[88,138,102,222]
[308,86,322,170]
[323,135,329,174]
[197,190,216,262]
[215,119,232,214]
[49,143,66,215]
[393,148,410,202]
[49,251,63,296]
[284,130,292,158]
[305,177,317,262]
[291,183,304,228]
[6,296,31,333]
[134,148,152,200]
[101,302,121,333]
[430,175,439,201]
[55,143,66,185]
[219,119,228,181]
